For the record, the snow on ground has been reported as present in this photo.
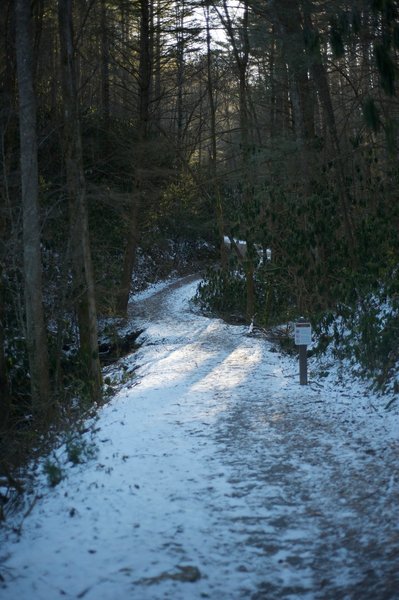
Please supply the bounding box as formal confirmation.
[1,275,399,600]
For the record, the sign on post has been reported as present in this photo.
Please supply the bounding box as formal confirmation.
[295,320,312,385]
[295,322,312,346]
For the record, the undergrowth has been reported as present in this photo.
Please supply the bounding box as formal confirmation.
[313,282,399,393]
[196,265,399,394]
[195,265,296,326]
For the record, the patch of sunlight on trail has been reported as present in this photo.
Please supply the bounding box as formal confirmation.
[190,344,263,393]
[138,343,215,390]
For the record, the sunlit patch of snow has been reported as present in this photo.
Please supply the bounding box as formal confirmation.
[190,344,263,393]
[137,343,216,391]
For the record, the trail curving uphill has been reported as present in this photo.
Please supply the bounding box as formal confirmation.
[1,276,398,599]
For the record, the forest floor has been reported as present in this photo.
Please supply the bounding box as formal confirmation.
[1,275,399,599]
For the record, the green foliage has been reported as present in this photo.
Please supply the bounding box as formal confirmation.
[303,26,320,55]
[372,0,397,21]
[384,118,398,154]
[159,172,214,239]
[314,274,399,390]
[371,0,385,12]
[41,432,97,488]
[374,43,396,95]
[329,14,349,58]
[329,25,345,58]
[86,186,129,314]
[260,183,353,312]
[195,268,247,319]
[393,24,399,49]
[362,97,381,132]
[43,459,64,487]
[195,263,296,327]
[351,8,361,34]
[66,436,97,465]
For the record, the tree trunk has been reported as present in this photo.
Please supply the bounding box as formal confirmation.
[218,0,255,321]
[116,192,140,314]
[176,1,185,148]
[237,1,255,322]
[138,0,152,141]
[302,0,356,262]
[100,0,110,134]
[15,0,51,415]
[153,0,162,131]
[273,0,315,145]
[58,0,101,400]
[239,6,256,323]
[205,5,227,272]
[117,0,152,316]
[0,265,10,427]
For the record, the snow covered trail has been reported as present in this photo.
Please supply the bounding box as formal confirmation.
[1,276,399,600]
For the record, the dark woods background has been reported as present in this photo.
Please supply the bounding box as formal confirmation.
[1,0,399,459]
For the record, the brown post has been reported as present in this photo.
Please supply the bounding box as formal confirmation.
[299,345,308,385]
[295,318,311,385]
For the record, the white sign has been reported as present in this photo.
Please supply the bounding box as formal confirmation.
[295,322,312,346]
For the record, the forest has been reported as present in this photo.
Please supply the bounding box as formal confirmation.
[1,0,399,469]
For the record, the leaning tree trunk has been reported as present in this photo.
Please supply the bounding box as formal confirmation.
[15,0,51,416]
[58,0,101,400]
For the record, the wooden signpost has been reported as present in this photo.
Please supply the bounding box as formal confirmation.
[295,320,312,385]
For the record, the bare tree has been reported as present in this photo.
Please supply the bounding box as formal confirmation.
[15,0,51,415]
[58,0,102,400]
[204,3,228,272]
[216,0,256,321]
[116,0,152,315]
[302,0,356,262]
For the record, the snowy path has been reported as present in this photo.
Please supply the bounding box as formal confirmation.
[1,276,399,599]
